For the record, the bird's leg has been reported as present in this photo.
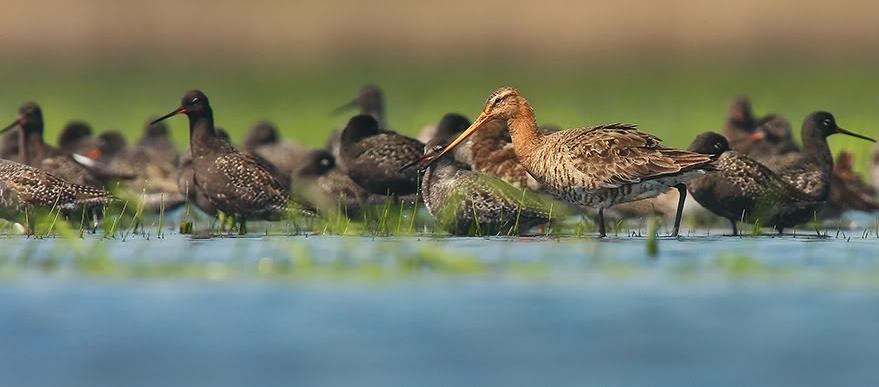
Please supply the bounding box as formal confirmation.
[237,217,247,235]
[597,208,606,238]
[729,218,738,236]
[672,184,687,237]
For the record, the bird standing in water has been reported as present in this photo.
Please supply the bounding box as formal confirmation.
[419,87,715,237]
[0,158,110,232]
[686,132,822,234]
[151,90,301,234]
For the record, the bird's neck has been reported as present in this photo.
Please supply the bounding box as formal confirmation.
[188,112,218,150]
[19,127,45,165]
[802,133,833,169]
[506,104,541,162]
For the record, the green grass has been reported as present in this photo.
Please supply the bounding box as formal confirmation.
[0,57,876,173]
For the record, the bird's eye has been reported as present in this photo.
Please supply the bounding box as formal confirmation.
[320,158,330,167]
[822,119,832,127]
[191,97,200,104]
[493,97,503,105]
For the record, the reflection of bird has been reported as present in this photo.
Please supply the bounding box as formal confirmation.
[339,115,423,196]
[686,132,822,235]
[294,149,369,217]
[243,120,309,179]
[93,131,186,212]
[152,90,299,233]
[1,102,134,188]
[0,158,110,229]
[419,138,554,236]
[421,87,714,237]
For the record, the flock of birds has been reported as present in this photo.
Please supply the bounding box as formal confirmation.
[0,85,877,237]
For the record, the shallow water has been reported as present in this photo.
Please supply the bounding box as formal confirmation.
[1,233,879,387]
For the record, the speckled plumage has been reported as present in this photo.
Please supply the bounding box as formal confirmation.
[340,115,423,196]
[421,140,553,236]
[153,91,300,224]
[423,87,715,236]
[686,132,822,234]
[0,158,110,223]
[762,112,875,201]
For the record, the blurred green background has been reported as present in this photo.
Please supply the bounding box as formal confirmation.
[0,0,877,172]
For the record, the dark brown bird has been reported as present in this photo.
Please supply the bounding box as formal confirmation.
[722,96,791,157]
[764,112,875,201]
[152,90,300,233]
[137,118,180,166]
[420,87,715,237]
[686,132,822,235]
[746,114,799,162]
[57,121,97,155]
[0,129,18,161]
[0,102,133,188]
[339,114,423,196]
[92,131,186,212]
[293,149,369,217]
[177,128,232,217]
[333,84,386,129]
[418,138,555,236]
[822,151,879,217]
[748,114,877,218]
[0,158,110,230]
[243,120,309,179]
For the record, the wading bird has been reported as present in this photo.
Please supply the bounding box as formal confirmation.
[686,132,822,234]
[151,90,301,234]
[418,87,715,237]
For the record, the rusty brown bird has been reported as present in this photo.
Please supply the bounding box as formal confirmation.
[420,87,715,237]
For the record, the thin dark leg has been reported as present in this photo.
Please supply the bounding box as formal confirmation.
[672,184,686,237]
[729,218,738,236]
[238,217,247,235]
[597,208,606,238]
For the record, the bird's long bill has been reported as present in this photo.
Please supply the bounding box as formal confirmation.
[0,119,20,134]
[330,99,357,115]
[836,127,876,142]
[419,112,495,169]
[150,107,187,124]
